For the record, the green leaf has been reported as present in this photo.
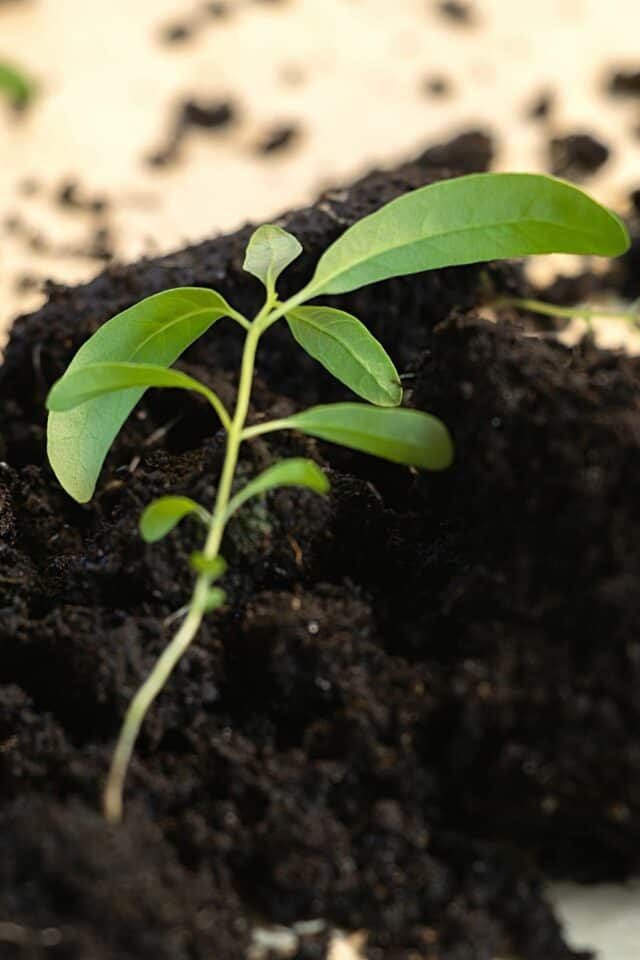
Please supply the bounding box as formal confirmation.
[47,287,237,503]
[225,458,329,520]
[286,307,402,407]
[301,173,630,297]
[0,61,35,108]
[190,554,228,579]
[47,362,225,414]
[139,496,210,544]
[243,224,303,294]
[203,587,226,613]
[283,404,453,470]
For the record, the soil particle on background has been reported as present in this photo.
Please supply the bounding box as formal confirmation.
[421,74,452,98]
[160,21,194,45]
[434,0,476,25]
[159,1,231,46]
[147,98,237,167]
[0,134,639,959]
[549,132,610,179]
[526,89,554,121]
[416,129,493,174]
[255,123,300,155]
[606,68,640,97]
[56,179,109,215]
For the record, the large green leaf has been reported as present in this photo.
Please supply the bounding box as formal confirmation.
[139,496,211,543]
[225,458,329,520]
[243,224,302,295]
[300,173,630,297]
[286,306,402,407]
[47,287,237,503]
[282,404,453,470]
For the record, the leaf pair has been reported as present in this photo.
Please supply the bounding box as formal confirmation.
[139,458,329,543]
[244,226,402,404]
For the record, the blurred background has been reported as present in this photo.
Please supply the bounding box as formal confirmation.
[1,1,639,957]
[1,0,639,342]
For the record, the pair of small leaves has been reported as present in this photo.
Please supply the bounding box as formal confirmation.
[245,230,402,407]
[189,555,227,613]
[139,458,329,544]
[47,173,630,503]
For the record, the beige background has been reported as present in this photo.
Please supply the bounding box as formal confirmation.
[1,2,639,957]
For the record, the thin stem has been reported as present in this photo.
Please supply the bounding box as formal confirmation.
[494,296,640,327]
[256,287,313,334]
[201,387,232,433]
[103,580,208,823]
[228,309,252,331]
[103,293,276,823]
[241,418,291,442]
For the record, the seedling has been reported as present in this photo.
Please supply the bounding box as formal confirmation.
[45,172,629,822]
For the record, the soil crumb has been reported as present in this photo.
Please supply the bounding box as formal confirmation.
[526,89,554,121]
[255,123,300,155]
[434,1,475,25]
[147,98,237,167]
[549,132,610,179]
[606,68,640,97]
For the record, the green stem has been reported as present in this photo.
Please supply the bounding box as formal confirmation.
[103,296,275,823]
[103,580,208,823]
[241,418,291,442]
[494,296,640,327]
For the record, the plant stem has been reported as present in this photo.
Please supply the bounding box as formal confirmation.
[103,582,208,823]
[103,299,273,823]
[494,296,640,327]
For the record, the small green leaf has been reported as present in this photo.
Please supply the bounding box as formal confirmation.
[286,307,402,407]
[203,587,226,613]
[139,496,210,544]
[47,287,237,503]
[243,224,303,294]
[190,554,228,579]
[0,61,35,108]
[284,403,453,470]
[300,173,630,297]
[225,458,329,521]
[47,362,225,413]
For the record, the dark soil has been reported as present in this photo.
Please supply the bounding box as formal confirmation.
[1,132,639,960]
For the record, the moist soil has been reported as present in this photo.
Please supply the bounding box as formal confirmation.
[1,133,640,960]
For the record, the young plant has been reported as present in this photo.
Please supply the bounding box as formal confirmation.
[45,172,629,822]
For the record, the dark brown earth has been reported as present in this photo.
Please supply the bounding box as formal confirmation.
[1,132,639,960]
